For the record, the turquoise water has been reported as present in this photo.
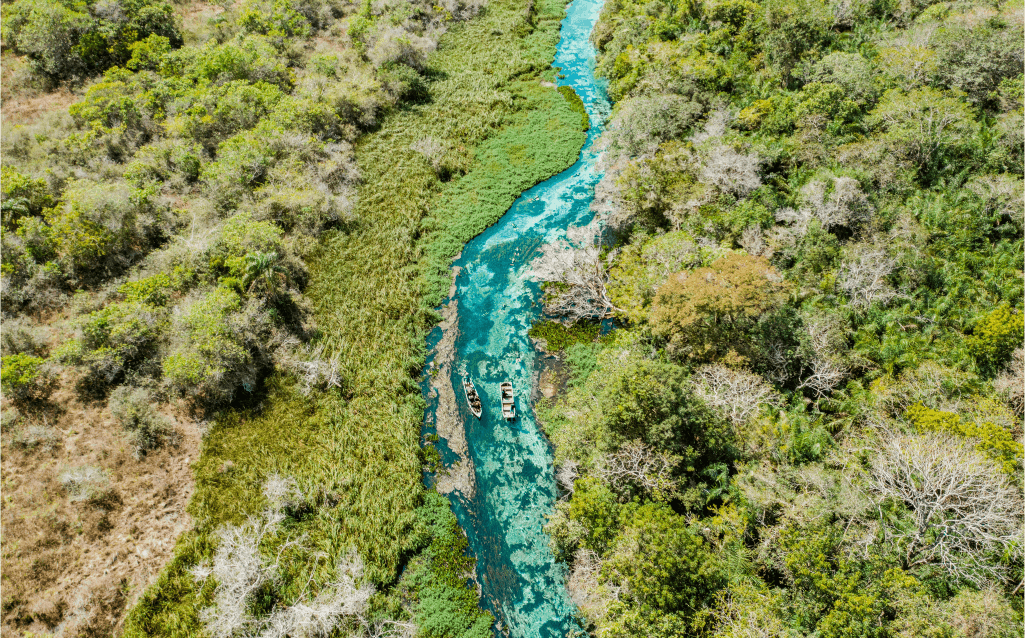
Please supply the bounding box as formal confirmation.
[423,1,609,635]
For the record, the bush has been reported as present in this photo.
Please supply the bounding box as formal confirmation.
[1,166,55,227]
[125,140,204,188]
[71,300,165,385]
[1,353,57,406]
[179,81,285,150]
[43,179,170,279]
[108,385,175,456]
[931,21,1024,112]
[162,286,269,406]
[967,304,1024,376]
[59,465,113,503]
[0,317,49,357]
[1,0,183,82]
[208,211,285,280]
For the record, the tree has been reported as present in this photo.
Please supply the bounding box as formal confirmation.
[596,439,682,500]
[700,144,762,198]
[867,88,979,172]
[605,502,724,617]
[691,364,780,428]
[530,224,621,322]
[192,476,375,638]
[776,176,874,237]
[243,251,290,298]
[870,431,1023,586]
[797,313,852,398]
[837,241,901,310]
[651,254,786,360]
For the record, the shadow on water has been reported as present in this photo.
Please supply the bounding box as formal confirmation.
[422,0,610,635]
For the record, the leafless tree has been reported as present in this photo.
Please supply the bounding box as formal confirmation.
[555,460,579,499]
[797,314,852,398]
[967,174,1024,229]
[277,342,343,396]
[258,550,376,638]
[701,144,761,198]
[411,136,447,173]
[691,364,780,428]
[596,440,680,498]
[993,348,1024,417]
[530,224,621,321]
[803,177,873,230]
[195,477,376,638]
[567,548,613,625]
[263,473,303,511]
[837,241,902,310]
[870,431,1024,586]
[776,176,873,238]
[739,224,768,257]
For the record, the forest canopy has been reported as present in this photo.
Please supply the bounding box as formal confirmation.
[532,0,1025,635]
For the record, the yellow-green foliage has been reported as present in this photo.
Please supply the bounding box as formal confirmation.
[968,304,1024,374]
[162,287,255,399]
[650,254,785,359]
[906,403,1023,477]
[0,353,55,405]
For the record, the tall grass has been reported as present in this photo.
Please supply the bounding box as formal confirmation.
[123,0,585,633]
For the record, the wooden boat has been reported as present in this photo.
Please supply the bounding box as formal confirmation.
[463,375,482,418]
[500,381,516,421]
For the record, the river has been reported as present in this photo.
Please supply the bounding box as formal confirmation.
[422,0,610,635]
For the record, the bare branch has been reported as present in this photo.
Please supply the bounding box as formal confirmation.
[691,364,780,428]
[994,348,1024,417]
[701,144,761,198]
[596,440,680,498]
[530,224,620,321]
[837,241,901,310]
[797,314,852,398]
[870,431,1024,586]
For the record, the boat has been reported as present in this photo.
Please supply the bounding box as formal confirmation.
[463,375,482,418]
[500,381,516,421]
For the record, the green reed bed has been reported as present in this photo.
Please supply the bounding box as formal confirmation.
[123,0,585,634]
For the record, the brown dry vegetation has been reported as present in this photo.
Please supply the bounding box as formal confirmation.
[2,380,201,636]
[0,54,78,126]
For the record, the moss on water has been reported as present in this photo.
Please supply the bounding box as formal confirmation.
[123,0,585,633]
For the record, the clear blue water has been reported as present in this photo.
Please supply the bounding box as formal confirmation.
[422,1,609,635]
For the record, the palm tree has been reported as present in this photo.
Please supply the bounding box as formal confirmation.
[243,251,289,298]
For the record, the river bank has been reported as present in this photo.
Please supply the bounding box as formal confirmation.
[122,0,588,633]
[422,0,610,633]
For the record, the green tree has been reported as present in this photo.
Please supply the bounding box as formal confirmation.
[867,88,979,176]
[605,502,724,618]
[243,251,289,298]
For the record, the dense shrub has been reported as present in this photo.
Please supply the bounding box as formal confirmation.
[162,286,269,405]
[1,0,183,82]
[0,353,57,406]
[43,179,171,280]
[542,1,1025,635]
